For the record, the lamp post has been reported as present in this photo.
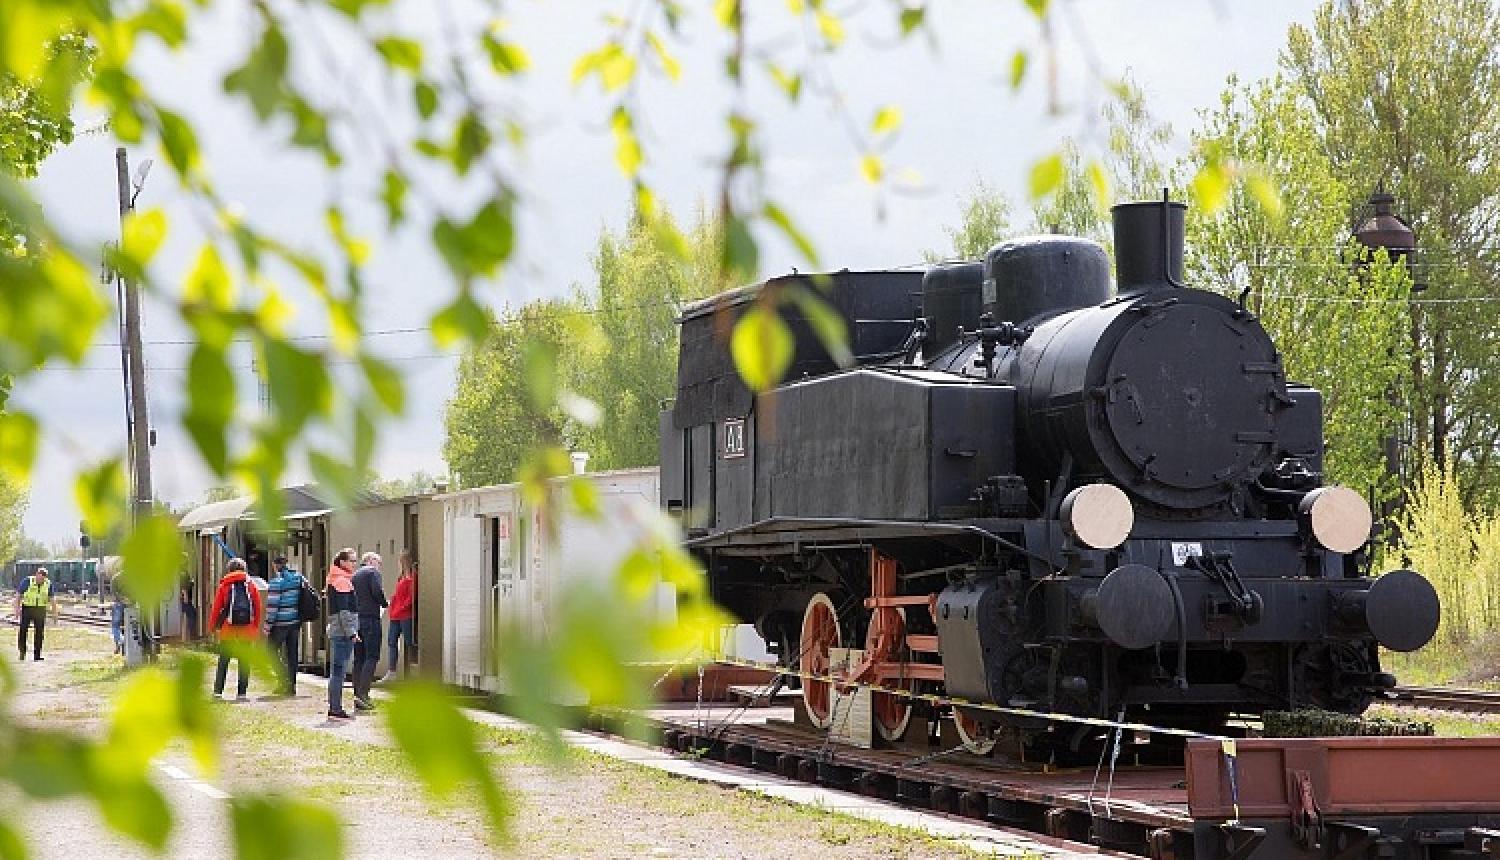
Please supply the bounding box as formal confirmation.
[1353,185,1418,530]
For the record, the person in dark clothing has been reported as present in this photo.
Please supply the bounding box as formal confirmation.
[179,585,199,641]
[350,552,387,710]
[265,555,305,696]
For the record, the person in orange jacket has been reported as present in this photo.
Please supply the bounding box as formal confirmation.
[208,558,264,700]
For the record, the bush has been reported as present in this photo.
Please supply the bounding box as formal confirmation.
[1262,709,1433,737]
[1398,464,1500,647]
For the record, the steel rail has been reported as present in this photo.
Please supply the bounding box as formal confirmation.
[0,611,113,629]
[1392,684,1500,715]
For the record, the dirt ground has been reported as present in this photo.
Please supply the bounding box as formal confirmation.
[7,622,1032,859]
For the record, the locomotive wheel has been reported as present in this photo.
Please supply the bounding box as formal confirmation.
[867,608,914,742]
[953,708,997,756]
[799,593,842,729]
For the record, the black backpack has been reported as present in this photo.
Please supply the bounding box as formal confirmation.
[218,580,252,627]
[297,577,321,622]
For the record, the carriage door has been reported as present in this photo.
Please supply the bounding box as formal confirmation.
[484,509,517,678]
[308,520,328,665]
[404,504,419,646]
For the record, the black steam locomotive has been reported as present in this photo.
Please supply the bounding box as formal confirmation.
[660,198,1440,753]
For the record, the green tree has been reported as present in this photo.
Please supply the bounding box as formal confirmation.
[1281,0,1500,502]
[935,81,1173,259]
[199,485,241,504]
[0,475,22,563]
[0,33,89,252]
[444,300,581,488]
[46,536,83,559]
[1104,79,1174,202]
[1028,140,1105,239]
[0,376,23,565]
[567,213,725,470]
[1030,79,1174,240]
[1185,76,1411,499]
[10,534,47,561]
[0,37,84,566]
[367,469,440,499]
[926,178,1012,260]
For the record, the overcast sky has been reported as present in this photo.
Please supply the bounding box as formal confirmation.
[17,0,1319,543]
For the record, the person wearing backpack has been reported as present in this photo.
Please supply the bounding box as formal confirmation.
[208,558,264,700]
[265,555,307,697]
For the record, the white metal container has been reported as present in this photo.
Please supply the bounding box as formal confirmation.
[439,466,775,697]
[440,468,671,696]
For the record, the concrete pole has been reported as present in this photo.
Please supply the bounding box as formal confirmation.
[115,147,158,660]
[114,147,153,523]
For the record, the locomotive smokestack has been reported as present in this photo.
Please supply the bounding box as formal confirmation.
[1112,192,1186,291]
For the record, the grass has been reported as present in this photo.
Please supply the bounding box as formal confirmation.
[473,721,1002,857]
[206,702,489,836]
[214,705,410,775]
[1367,704,1500,737]
[1384,646,1471,686]
[29,700,96,721]
[1385,637,1500,688]
[538,730,997,858]
[475,722,591,768]
[62,657,129,687]
[14,624,113,655]
[473,714,1006,857]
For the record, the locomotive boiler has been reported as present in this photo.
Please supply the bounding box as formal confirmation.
[659,197,1440,753]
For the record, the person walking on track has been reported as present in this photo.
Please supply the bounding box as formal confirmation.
[208,558,264,700]
[265,555,306,696]
[351,551,386,711]
[382,551,416,681]
[15,568,56,661]
[325,548,359,720]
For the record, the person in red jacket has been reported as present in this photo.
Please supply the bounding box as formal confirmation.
[383,550,416,681]
[208,558,264,700]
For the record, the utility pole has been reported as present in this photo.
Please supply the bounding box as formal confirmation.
[114,147,154,524]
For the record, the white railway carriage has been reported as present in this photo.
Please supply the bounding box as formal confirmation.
[440,467,676,696]
[439,465,774,698]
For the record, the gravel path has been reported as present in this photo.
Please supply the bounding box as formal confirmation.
[5,627,1058,858]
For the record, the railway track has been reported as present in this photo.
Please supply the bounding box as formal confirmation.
[639,705,1500,859]
[0,610,112,629]
[1393,684,1500,715]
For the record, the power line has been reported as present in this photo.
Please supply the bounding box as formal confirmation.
[96,325,432,347]
[1226,290,1500,304]
[42,298,697,373]
[98,297,690,347]
[42,352,461,373]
